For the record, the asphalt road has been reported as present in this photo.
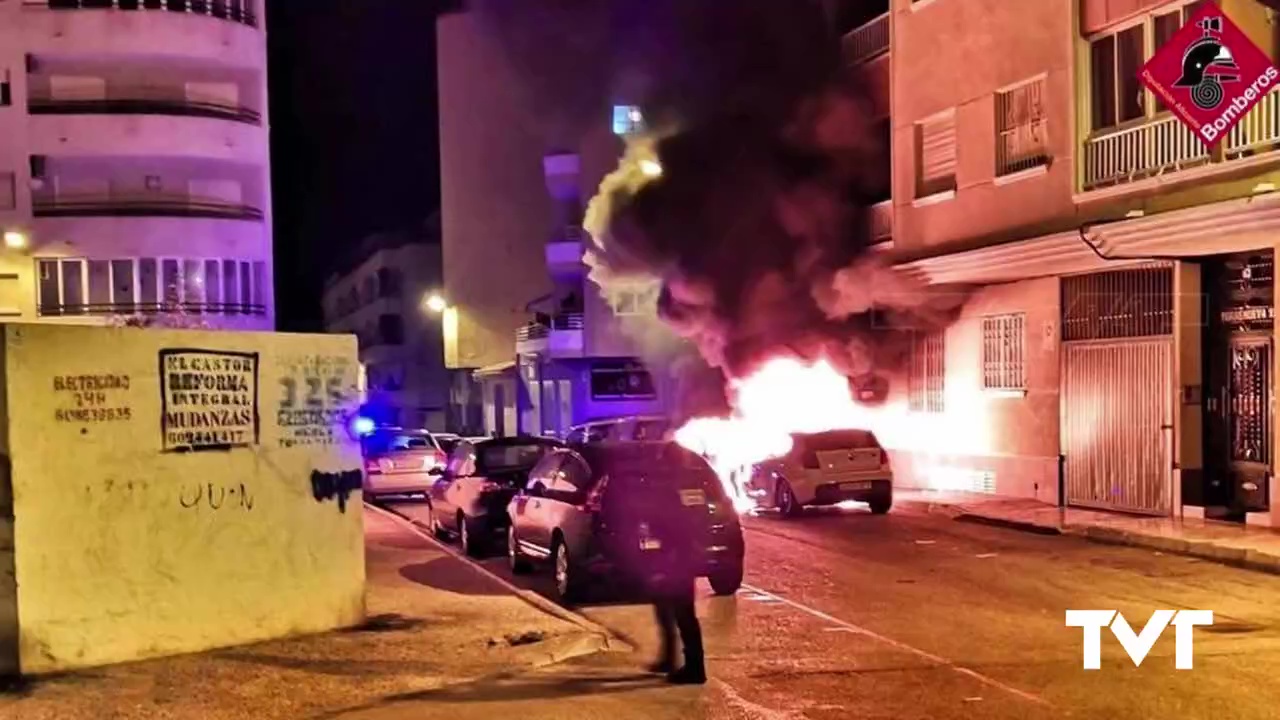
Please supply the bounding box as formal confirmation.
[371,499,1280,720]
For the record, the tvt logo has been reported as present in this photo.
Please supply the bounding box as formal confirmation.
[1066,610,1213,670]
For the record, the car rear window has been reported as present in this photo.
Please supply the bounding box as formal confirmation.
[592,443,727,500]
[793,429,881,452]
[632,419,670,441]
[361,431,438,456]
[477,443,554,473]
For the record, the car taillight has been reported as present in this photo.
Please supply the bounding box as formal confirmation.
[431,450,446,468]
[800,450,819,469]
[364,458,381,475]
[879,448,888,466]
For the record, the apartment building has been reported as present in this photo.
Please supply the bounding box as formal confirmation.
[855,0,1280,526]
[323,219,455,433]
[0,0,273,328]
[436,6,670,438]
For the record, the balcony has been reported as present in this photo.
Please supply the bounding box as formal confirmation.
[842,12,889,65]
[26,0,258,28]
[515,313,585,358]
[545,225,588,275]
[868,200,892,243]
[1083,89,1280,192]
[33,195,263,220]
[29,96,261,125]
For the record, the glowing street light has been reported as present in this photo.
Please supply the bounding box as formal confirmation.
[424,294,447,313]
[3,231,28,250]
[640,159,663,178]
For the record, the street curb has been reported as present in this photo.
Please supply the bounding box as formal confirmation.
[902,497,1280,576]
[364,502,633,653]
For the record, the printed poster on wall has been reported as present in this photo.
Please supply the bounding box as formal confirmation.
[159,349,260,452]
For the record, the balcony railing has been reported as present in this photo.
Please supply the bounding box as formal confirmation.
[869,200,892,242]
[516,312,585,342]
[40,300,267,317]
[29,96,261,125]
[841,13,889,65]
[25,0,258,28]
[1083,89,1280,190]
[33,196,263,220]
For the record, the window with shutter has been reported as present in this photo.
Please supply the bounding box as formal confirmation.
[915,111,957,198]
[996,78,1049,176]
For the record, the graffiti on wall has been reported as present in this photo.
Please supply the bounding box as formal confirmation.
[179,482,256,511]
[159,349,260,452]
[53,374,132,424]
[311,469,362,513]
[277,355,356,450]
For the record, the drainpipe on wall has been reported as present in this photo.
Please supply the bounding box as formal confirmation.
[535,355,546,437]
[1058,454,1066,508]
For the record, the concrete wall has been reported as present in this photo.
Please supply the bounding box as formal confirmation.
[888,277,1062,504]
[0,324,364,675]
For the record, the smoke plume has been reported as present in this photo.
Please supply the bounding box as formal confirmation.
[469,0,969,416]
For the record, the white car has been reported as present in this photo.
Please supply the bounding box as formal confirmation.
[747,429,893,517]
[360,428,447,498]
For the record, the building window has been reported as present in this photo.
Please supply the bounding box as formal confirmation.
[0,172,14,211]
[996,77,1048,176]
[377,267,402,298]
[915,110,957,198]
[590,360,656,400]
[1,69,10,107]
[612,105,645,136]
[613,286,657,316]
[36,256,267,317]
[982,314,1026,391]
[378,313,405,345]
[1089,2,1212,131]
[908,331,945,413]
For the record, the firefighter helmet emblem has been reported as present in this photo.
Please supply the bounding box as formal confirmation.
[1172,15,1240,110]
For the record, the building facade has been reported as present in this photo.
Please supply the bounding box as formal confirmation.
[856,0,1280,526]
[436,6,668,439]
[0,0,273,329]
[323,220,454,433]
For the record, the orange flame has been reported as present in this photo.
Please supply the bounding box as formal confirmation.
[674,356,893,513]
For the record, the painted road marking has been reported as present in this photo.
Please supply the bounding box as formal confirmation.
[740,583,1048,706]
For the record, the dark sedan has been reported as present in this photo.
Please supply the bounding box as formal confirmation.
[427,435,565,556]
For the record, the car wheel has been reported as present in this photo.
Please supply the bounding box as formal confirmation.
[459,513,485,557]
[868,491,893,515]
[553,538,582,604]
[709,564,744,596]
[508,524,532,574]
[776,480,801,519]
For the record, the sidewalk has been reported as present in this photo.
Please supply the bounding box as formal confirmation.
[0,506,613,720]
[898,489,1280,574]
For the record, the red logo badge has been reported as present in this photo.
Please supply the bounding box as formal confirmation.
[1140,5,1279,147]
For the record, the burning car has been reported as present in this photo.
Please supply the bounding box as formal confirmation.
[745,428,893,517]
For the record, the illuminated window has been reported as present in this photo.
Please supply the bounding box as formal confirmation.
[908,331,945,413]
[0,69,10,107]
[590,360,656,401]
[982,314,1026,391]
[612,105,644,136]
[35,256,267,317]
[915,109,956,198]
[995,77,1048,177]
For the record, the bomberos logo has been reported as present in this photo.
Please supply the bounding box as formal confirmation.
[1140,5,1279,146]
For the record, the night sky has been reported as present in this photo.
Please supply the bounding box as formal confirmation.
[266,0,442,332]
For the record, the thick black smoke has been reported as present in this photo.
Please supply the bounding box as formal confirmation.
[470,0,968,417]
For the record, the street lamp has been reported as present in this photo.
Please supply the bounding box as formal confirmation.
[3,231,28,250]
[424,294,447,313]
[640,159,663,178]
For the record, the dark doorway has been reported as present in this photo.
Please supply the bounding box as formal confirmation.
[1203,250,1275,520]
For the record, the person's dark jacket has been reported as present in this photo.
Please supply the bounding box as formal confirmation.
[608,474,702,597]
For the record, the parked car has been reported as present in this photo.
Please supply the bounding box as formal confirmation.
[746,428,893,517]
[427,435,565,556]
[564,415,672,444]
[360,427,447,498]
[506,441,745,603]
[432,433,464,454]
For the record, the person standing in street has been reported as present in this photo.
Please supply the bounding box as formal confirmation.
[634,472,707,685]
